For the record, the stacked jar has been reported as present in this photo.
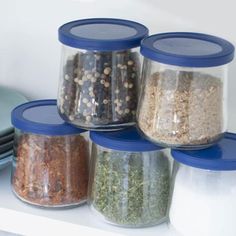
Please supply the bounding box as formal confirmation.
[137,32,234,149]
[11,100,89,207]
[57,18,148,131]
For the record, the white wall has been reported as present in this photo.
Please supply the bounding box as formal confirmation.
[0,0,236,130]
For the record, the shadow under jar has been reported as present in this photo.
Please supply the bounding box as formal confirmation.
[88,127,171,227]
[11,100,89,208]
[169,133,236,236]
[57,18,148,131]
[137,32,235,150]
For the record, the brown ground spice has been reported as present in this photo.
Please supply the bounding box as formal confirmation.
[12,133,89,207]
[138,70,223,148]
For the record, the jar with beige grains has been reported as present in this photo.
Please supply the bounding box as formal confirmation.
[137,32,234,149]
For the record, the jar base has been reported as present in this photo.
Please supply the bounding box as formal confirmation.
[137,129,224,150]
[12,188,87,209]
[63,119,136,131]
[89,204,167,228]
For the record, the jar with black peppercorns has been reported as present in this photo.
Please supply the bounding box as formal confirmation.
[11,100,89,208]
[58,18,148,130]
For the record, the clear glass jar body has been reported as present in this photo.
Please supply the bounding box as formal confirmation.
[58,45,141,131]
[137,60,227,149]
[88,144,171,227]
[169,162,236,236]
[12,129,89,208]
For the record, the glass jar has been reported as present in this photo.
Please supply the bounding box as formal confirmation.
[57,18,148,131]
[137,32,235,149]
[11,100,89,208]
[88,127,171,227]
[169,133,236,236]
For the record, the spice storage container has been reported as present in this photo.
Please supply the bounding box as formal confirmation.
[57,18,148,131]
[88,127,171,227]
[169,133,236,236]
[11,100,89,208]
[137,33,235,149]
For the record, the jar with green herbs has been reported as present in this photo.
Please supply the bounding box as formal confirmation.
[88,128,171,227]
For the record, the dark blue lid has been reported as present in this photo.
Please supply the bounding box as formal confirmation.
[90,127,163,152]
[59,18,148,51]
[141,32,235,67]
[11,99,85,136]
[171,133,236,171]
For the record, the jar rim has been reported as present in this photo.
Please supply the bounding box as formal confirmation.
[90,127,164,152]
[171,133,236,171]
[141,32,235,67]
[11,99,86,136]
[58,18,148,51]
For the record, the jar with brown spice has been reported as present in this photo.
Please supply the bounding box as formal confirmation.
[137,32,235,150]
[11,100,89,208]
[57,18,148,130]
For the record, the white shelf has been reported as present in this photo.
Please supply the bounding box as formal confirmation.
[0,166,178,236]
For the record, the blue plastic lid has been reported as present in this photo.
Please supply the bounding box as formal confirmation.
[11,100,85,136]
[90,127,163,152]
[171,133,236,171]
[141,32,235,67]
[59,18,148,51]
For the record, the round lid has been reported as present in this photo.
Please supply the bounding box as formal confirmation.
[58,18,148,51]
[141,32,235,67]
[90,127,163,152]
[11,99,85,136]
[171,133,236,171]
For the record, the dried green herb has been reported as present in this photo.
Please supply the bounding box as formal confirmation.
[90,150,170,226]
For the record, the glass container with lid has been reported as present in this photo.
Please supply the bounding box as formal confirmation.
[58,18,148,130]
[169,133,236,236]
[88,127,171,227]
[137,32,235,149]
[11,99,89,208]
